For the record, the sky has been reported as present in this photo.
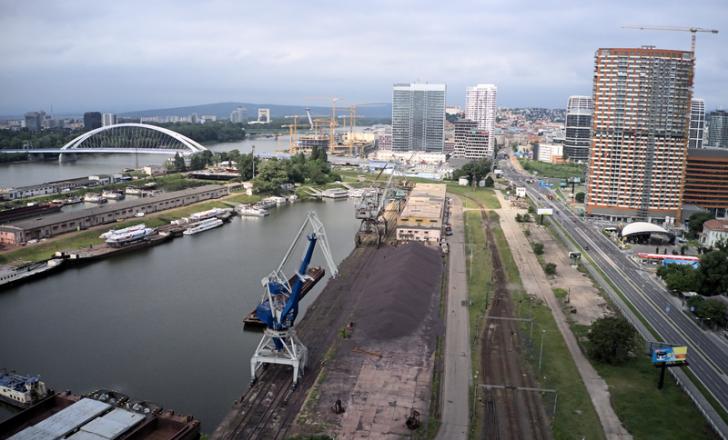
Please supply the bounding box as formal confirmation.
[0,0,726,115]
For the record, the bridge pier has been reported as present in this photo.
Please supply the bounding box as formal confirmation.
[58,153,77,163]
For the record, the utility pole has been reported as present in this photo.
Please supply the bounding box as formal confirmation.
[251,145,256,179]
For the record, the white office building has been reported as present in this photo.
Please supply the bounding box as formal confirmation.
[101,113,117,127]
[392,83,446,152]
[689,99,705,149]
[465,84,497,156]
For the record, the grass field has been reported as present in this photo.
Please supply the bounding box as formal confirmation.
[488,212,606,440]
[447,184,501,209]
[518,159,585,180]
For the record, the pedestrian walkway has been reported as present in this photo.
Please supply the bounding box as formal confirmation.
[494,190,632,440]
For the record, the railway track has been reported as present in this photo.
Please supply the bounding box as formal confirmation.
[462,195,551,440]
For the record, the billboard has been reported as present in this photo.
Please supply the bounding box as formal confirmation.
[537,208,553,216]
[516,187,526,198]
[651,346,688,365]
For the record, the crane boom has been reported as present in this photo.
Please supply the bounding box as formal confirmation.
[621,25,719,53]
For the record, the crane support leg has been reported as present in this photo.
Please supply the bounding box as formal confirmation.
[251,328,308,386]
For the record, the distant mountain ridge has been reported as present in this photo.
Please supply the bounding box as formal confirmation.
[119,101,392,120]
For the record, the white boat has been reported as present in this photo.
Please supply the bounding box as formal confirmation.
[256,199,277,210]
[83,194,107,203]
[322,188,349,199]
[0,370,49,408]
[125,187,143,195]
[265,196,286,206]
[105,228,155,246]
[99,223,146,239]
[237,204,270,217]
[183,218,224,235]
[287,194,298,203]
[102,190,125,200]
[189,207,232,222]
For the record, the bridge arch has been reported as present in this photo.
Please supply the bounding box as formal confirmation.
[61,123,208,156]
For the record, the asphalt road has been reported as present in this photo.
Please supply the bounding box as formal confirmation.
[499,156,728,430]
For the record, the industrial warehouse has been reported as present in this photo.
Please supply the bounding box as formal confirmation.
[0,185,228,245]
[396,183,447,243]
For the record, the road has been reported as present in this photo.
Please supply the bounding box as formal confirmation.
[500,154,728,437]
[436,196,471,440]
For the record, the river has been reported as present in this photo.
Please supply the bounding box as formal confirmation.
[0,135,290,188]
[0,198,360,431]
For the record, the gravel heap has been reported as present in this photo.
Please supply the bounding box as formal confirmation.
[355,242,443,341]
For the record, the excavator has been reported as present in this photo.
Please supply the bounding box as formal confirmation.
[250,211,338,387]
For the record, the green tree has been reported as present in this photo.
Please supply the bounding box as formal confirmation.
[575,192,585,203]
[656,264,700,293]
[687,296,728,328]
[238,153,260,181]
[452,158,493,183]
[173,152,187,172]
[544,262,557,275]
[253,159,288,195]
[532,242,544,255]
[310,146,328,162]
[687,212,714,239]
[698,250,728,296]
[587,316,636,365]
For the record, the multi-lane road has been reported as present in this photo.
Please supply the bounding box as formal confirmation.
[500,155,728,436]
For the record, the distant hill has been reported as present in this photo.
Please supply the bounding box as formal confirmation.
[119,102,392,120]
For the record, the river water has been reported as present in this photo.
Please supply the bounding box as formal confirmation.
[0,199,359,431]
[0,136,290,188]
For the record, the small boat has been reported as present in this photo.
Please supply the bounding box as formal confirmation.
[83,194,107,204]
[143,182,157,189]
[0,370,51,408]
[125,187,142,195]
[188,207,233,222]
[237,204,270,217]
[256,199,277,210]
[100,223,146,239]
[64,197,83,205]
[105,228,155,247]
[102,190,125,200]
[183,218,224,235]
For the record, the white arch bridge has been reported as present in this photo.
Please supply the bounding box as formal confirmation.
[0,123,209,157]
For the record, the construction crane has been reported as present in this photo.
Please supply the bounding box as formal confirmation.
[283,115,308,154]
[250,211,338,387]
[621,25,719,53]
[354,162,397,247]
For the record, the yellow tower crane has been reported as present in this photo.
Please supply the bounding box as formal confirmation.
[283,115,307,154]
[621,25,719,54]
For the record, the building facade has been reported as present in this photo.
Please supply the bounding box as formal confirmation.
[688,99,705,149]
[396,183,446,243]
[683,148,728,219]
[707,110,728,148]
[563,96,593,162]
[452,119,490,159]
[230,106,246,123]
[465,84,497,156]
[24,112,44,132]
[102,113,117,127]
[700,219,728,248]
[535,143,564,163]
[392,83,446,153]
[83,112,102,130]
[586,47,694,223]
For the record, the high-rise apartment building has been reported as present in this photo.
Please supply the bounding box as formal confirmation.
[563,96,593,162]
[688,99,705,149]
[24,111,45,132]
[230,106,246,123]
[392,83,446,152]
[83,112,102,130]
[465,84,497,156]
[586,47,694,222]
[707,110,728,148]
[102,113,117,127]
[453,119,490,159]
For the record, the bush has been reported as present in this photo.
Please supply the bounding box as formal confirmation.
[588,316,636,365]
[575,192,585,203]
[532,242,544,255]
[544,262,557,275]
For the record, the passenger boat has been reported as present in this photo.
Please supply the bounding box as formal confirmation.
[236,204,270,217]
[125,187,142,195]
[0,258,66,290]
[188,207,232,222]
[99,223,146,239]
[322,188,349,199]
[0,370,50,408]
[83,194,107,204]
[101,190,125,200]
[183,218,224,235]
[105,228,155,247]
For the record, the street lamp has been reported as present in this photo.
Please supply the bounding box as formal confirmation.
[538,329,547,372]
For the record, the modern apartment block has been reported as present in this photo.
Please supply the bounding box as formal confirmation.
[707,110,728,148]
[102,113,117,127]
[683,148,728,219]
[453,119,490,159]
[563,96,593,162]
[465,84,497,156]
[688,99,705,149]
[83,112,102,130]
[392,83,446,152]
[586,47,694,223]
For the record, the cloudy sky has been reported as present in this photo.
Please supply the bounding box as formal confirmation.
[1,0,726,115]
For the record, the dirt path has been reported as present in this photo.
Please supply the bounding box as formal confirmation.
[494,190,631,440]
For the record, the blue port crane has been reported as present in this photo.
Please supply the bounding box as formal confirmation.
[250,211,338,387]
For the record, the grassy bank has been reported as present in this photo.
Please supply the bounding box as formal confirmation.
[488,211,605,440]
[518,159,585,180]
[447,184,501,209]
[0,192,261,265]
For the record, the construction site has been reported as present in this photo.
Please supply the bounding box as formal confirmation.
[212,180,448,439]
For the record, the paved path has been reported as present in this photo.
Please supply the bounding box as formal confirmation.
[494,190,632,440]
[436,196,470,440]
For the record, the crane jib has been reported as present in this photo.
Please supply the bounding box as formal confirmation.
[279,233,318,328]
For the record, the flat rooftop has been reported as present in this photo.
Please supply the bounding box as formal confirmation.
[398,183,446,229]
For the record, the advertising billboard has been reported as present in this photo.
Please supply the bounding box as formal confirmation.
[651,346,688,365]
[537,208,553,216]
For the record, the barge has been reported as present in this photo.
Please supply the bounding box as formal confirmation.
[0,370,50,409]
